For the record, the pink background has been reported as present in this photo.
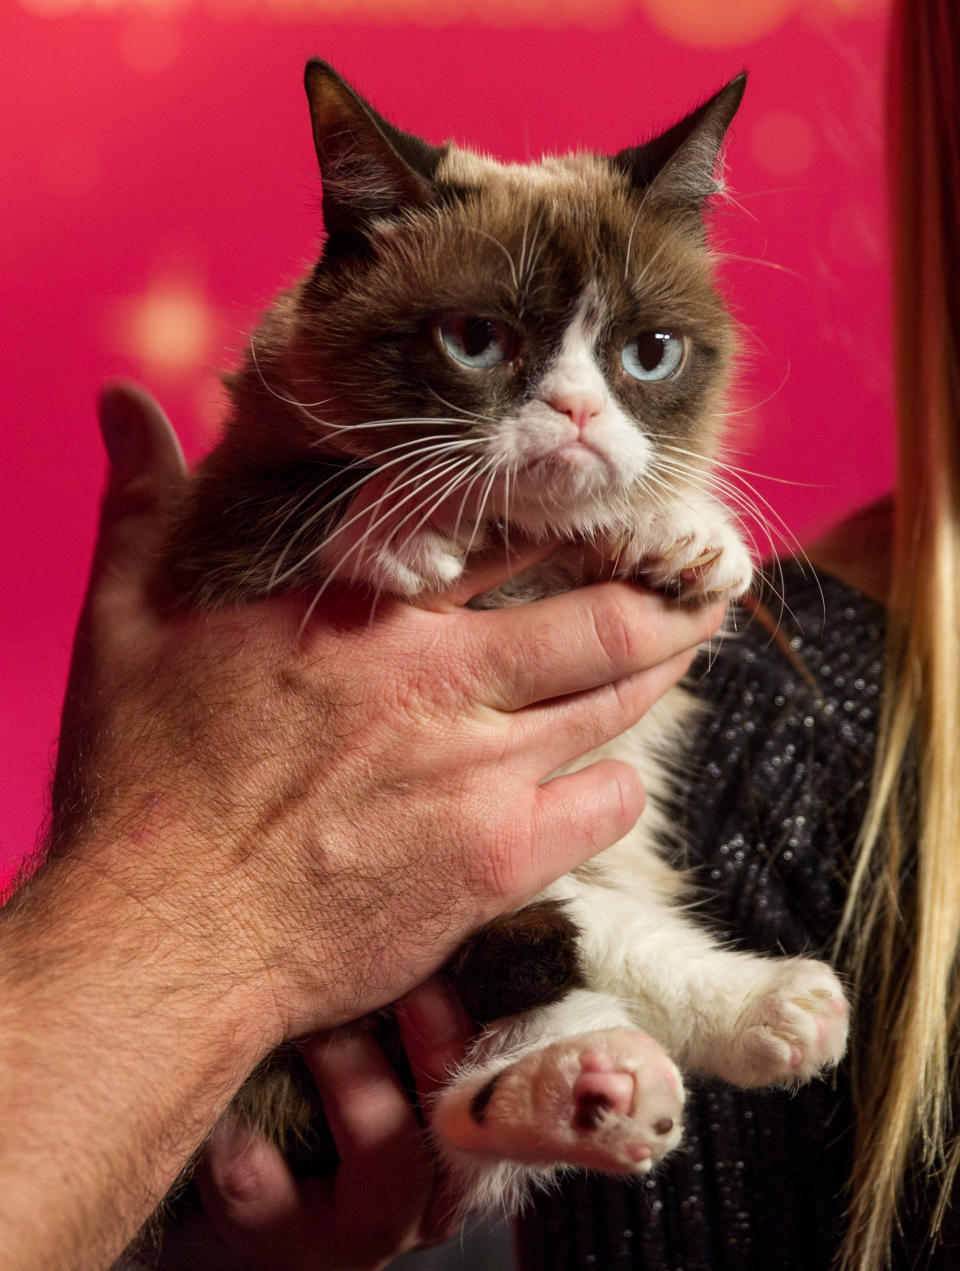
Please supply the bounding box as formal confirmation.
[1,0,892,886]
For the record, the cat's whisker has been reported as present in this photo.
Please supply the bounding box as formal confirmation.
[650,457,775,558]
[380,458,487,563]
[632,238,673,293]
[460,461,502,562]
[252,341,474,440]
[423,384,502,427]
[623,206,644,285]
[500,462,515,565]
[290,455,480,612]
[247,473,356,578]
[267,440,484,589]
[517,198,533,290]
[263,443,475,583]
[652,441,792,532]
[302,415,468,439]
[247,444,431,571]
[324,451,480,565]
[517,202,546,298]
[648,455,800,623]
[715,183,760,225]
[461,223,520,293]
[451,456,500,546]
[718,365,793,423]
[316,454,482,593]
[714,251,804,280]
[249,336,335,414]
[622,168,661,283]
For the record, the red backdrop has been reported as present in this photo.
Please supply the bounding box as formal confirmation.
[1,0,892,884]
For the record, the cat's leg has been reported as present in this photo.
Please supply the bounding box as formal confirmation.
[429,990,685,1216]
[570,886,849,1089]
[611,487,754,602]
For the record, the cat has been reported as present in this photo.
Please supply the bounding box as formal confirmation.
[163,60,850,1219]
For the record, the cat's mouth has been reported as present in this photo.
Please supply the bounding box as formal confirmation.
[520,437,613,482]
[552,440,607,468]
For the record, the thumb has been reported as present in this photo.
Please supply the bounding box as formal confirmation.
[91,381,187,594]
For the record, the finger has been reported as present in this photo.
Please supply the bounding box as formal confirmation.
[418,532,558,612]
[395,979,475,1101]
[300,1029,435,1251]
[471,582,725,711]
[196,1113,301,1247]
[394,983,476,1244]
[525,759,647,888]
[90,381,187,597]
[513,646,698,775]
[300,1028,428,1184]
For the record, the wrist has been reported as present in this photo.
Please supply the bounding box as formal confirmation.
[0,850,278,1270]
[17,839,281,1060]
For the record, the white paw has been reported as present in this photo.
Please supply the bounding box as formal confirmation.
[605,494,753,603]
[433,1029,685,1174]
[721,959,850,1088]
[639,517,754,602]
[366,528,466,597]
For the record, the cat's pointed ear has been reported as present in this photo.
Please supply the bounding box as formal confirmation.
[304,60,446,248]
[614,73,746,214]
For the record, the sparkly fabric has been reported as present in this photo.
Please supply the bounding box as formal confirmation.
[515,561,905,1270]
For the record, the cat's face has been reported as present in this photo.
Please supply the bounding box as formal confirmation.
[239,64,744,542]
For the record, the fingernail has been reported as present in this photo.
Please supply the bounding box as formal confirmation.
[397,979,467,1046]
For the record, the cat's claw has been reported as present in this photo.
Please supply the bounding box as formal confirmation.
[605,498,754,603]
[434,1029,685,1174]
[713,958,850,1088]
[642,524,753,602]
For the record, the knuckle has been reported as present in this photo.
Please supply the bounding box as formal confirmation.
[475,819,532,904]
[214,1154,267,1208]
[610,763,645,825]
[589,590,652,670]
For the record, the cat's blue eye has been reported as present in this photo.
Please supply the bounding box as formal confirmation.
[438,316,514,369]
[621,332,685,382]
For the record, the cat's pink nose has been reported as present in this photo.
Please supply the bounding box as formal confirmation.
[550,391,603,435]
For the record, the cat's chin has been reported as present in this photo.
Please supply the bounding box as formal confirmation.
[506,455,627,523]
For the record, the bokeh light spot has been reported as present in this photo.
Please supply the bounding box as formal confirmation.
[110,278,216,377]
[119,19,182,71]
[641,0,796,46]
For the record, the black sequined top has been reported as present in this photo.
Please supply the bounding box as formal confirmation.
[514,562,957,1270]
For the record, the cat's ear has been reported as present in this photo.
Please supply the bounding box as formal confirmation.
[614,74,746,216]
[303,60,446,249]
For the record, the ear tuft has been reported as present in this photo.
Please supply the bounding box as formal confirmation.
[614,73,747,213]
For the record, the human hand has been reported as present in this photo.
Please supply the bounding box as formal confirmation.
[172,980,474,1270]
[49,382,725,1052]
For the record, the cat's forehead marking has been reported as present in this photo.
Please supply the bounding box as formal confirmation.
[437,146,618,194]
[536,285,608,402]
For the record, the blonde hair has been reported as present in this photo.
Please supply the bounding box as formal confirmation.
[837,0,960,1265]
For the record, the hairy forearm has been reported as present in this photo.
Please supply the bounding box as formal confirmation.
[0,852,273,1271]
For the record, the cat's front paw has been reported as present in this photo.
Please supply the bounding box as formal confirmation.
[364,528,467,597]
[639,517,754,603]
[433,1028,684,1174]
[716,958,849,1088]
